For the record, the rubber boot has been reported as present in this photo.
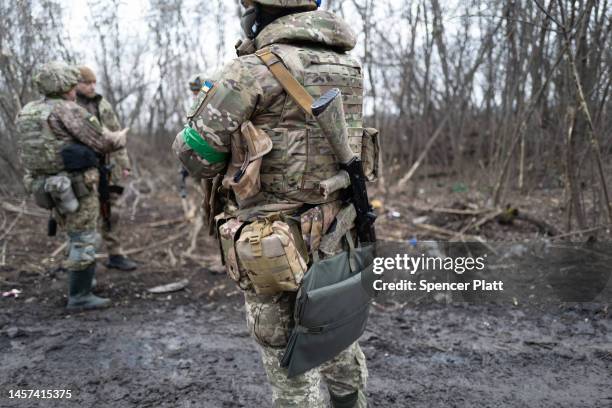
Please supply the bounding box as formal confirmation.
[105,255,137,271]
[330,390,359,408]
[66,264,110,310]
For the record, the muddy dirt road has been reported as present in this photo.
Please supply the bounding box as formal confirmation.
[1,187,611,407]
[1,282,610,407]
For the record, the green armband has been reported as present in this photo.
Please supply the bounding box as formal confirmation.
[181,126,228,164]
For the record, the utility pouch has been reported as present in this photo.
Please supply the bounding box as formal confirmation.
[69,174,91,199]
[236,216,308,295]
[361,128,380,182]
[222,121,273,202]
[32,178,55,210]
[217,217,251,290]
[44,175,79,214]
[280,243,375,378]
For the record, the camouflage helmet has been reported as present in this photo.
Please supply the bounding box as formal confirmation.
[242,0,320,10]
[34,61,80,96]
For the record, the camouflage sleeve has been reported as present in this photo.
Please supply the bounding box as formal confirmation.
[98,97,121,132]
[99,97,131,172]
[175,57,267,177]
[48,101,114,154]
[188,58,263,149]
[110,147,131,173]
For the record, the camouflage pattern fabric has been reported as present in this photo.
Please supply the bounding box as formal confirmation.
[100,191,123,256]
[34,61,80,96]
[48,101,110,153]
[245,291,367,407]
[17,98,108,178]
[16,62,119,272]
[17,98,69,176]
[255,10,356,52]
[76,93,132,180]
[76,92,130,256]
[176,9,363,207]
[244,0,318,10]
[65,229,99,271]
[59,172,100,271]
[173,7,369,406]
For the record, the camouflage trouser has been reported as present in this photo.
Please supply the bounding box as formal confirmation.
[100,191,123,256]
[245,291,368,407]
[59,192,100,271]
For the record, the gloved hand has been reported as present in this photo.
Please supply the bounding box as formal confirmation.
[103,127,129,150]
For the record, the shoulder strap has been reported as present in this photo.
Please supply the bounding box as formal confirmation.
[255,48,313,116]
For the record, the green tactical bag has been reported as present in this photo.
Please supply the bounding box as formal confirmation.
[280,243,375,378]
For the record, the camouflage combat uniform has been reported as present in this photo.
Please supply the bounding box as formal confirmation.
[174,3,368,407]
[16,61,126,309]
[76,92,131,258]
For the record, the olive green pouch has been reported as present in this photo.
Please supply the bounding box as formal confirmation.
[69,174,91,198]
[280,243,375,378]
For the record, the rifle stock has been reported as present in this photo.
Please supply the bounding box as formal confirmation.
[312,88,377,244]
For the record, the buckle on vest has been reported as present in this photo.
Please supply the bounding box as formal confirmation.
[249,233,263,257]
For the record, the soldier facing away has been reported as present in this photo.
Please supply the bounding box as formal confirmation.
[173,1,371,406]
[16,61,128,310]
[75,66,137,271]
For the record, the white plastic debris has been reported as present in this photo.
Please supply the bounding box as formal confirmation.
[2,289,22,298]
[387,210,401,219]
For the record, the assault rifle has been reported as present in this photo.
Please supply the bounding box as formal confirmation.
[312,88,377,245]
[98,155,113,230]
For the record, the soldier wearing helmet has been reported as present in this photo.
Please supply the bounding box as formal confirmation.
[75,65,137,272]
[16,61,128,310]
[173,1,369,406]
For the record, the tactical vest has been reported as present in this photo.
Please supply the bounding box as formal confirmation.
[16,98,67,176]
[258,44,363,204]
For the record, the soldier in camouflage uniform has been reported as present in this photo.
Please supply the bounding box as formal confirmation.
[16,61,127,310]
[173,1,368,406]
[76,66,137,271]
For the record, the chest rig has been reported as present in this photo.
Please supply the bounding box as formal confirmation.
[255,44,364,204]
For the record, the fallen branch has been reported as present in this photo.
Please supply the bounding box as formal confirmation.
[550,224,612,240]
[184,214,204,256]
[1,201,47,218]
[467,209,505,232]
[122,231,183,256]
[0,204,24,242]
[144,218,187,228]
[514,211,561,236]
[181,252,224,273]
[0,241,6,266]
[397,115,450,188]
[166,248,178,267]
[415,223,485,242]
